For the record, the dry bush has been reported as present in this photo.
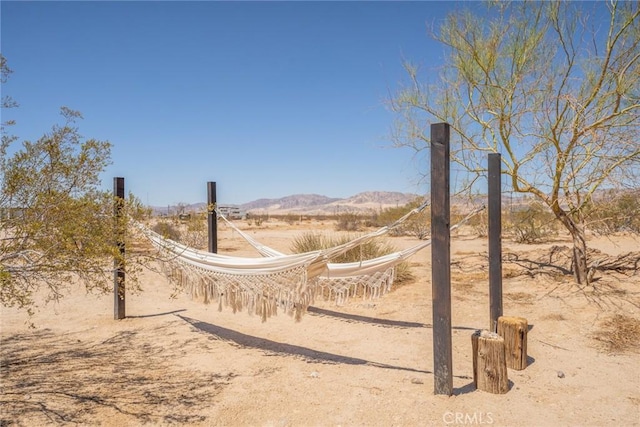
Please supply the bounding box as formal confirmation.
[248,214,266,227]
[592,314,640,354]
[182,217,207,249]
[335,212,364,232]
[152,221,181,241]
[370,199,429,239]
[284,213,299,225]
[506,202,558,243]
[402,211,430,240]
[370,203,413,228]
[586,190,640,235]
[541,313,567,321]
[465,208,488,237]
[505,292,536,305]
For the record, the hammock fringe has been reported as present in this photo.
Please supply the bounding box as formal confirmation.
[138,203,485,321]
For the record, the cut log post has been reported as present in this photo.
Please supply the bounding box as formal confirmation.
[497,316,528,370]
[472,330,509,394]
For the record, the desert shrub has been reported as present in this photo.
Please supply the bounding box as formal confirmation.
[592,314,640,353]
[370,198,429,238]
[402,211,430,239]
[506,202,558,243]
[182,217,207,249]
[284,213,299,225]
[152,221,181,241]
[290,232,330,255]
[586,191,640,235]
[335,212,364,232]
[467,208,489,237]
[250,215,266,227]
[291,232,412,283]
[372,204,412,227]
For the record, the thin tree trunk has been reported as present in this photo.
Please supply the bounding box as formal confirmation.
[552,205,590,285]
[571,230,589,285]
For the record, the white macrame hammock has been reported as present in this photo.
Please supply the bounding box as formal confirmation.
[216,205,484,306]
[139,202,483,321]
[214,205,429,304]
[139,226,325,320]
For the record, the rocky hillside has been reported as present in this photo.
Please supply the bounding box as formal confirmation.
[156,191,421,216]
[240,191,420,215]
[241,194,341,212]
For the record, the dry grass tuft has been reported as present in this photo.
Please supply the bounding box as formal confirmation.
[453,281,474,293]
[505,292,536,305]
[541,313,567,321]
[290,232,413,283]
[592,314,640,354]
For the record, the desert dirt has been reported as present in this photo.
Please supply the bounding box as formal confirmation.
[1,218,639,426]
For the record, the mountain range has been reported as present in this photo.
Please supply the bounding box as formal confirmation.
[156,191,421,216]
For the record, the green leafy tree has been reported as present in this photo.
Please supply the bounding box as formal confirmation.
[1,54,143,312]
[392,1,640,284]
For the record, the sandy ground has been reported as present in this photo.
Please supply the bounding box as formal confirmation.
[1,220,639,426]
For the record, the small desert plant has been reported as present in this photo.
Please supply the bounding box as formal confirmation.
[585,190,640,235]
[291,232,331,255]
[467,208,488,238]
[152,221,181,241]
[506,202,558,243]
[284,213,299,225]
[335,211,364,232]
[182,217,207,249]
[371,198,429,238]
[592,314,640,354]
[403,211,431,239]
[372,203,414,227]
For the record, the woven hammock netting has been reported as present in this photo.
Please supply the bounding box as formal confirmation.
[138,202,484,321]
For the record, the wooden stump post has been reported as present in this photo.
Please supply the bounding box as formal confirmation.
[472,330,509,394]
[497,316,528,370]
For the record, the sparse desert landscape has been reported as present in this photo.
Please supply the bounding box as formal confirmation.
[1,218,639,426]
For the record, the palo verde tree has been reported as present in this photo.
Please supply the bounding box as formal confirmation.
[1,54,144,313]
[392,1,640,285]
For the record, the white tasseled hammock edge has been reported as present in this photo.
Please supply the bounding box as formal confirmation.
[139,203,484,321]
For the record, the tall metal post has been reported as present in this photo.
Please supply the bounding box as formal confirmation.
[488,153,503,332]
[430,123,453,395]
[207,181,217,253]
[113,177,125,320]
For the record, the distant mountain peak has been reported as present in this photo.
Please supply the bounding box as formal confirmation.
[239,191,420,215]
[152,191,421,216]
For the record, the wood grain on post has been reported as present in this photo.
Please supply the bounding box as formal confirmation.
[430,122,453,396]
[488,153,503,332]
[113,177,125,320]
[497,316,528,370]
[472,330,509,394]
[207,181,217,254]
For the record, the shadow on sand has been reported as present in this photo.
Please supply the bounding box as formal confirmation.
[127,308,187,318]
[177,314,432,375]
[0,325,231,425]
[306,305,479,331]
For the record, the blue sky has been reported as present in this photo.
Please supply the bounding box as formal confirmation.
[2,1,471,206]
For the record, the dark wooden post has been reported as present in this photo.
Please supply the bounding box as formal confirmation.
[430,123,453,396]
[113,177,125,320]
[488,153,503,332]
[207,181,217,253]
